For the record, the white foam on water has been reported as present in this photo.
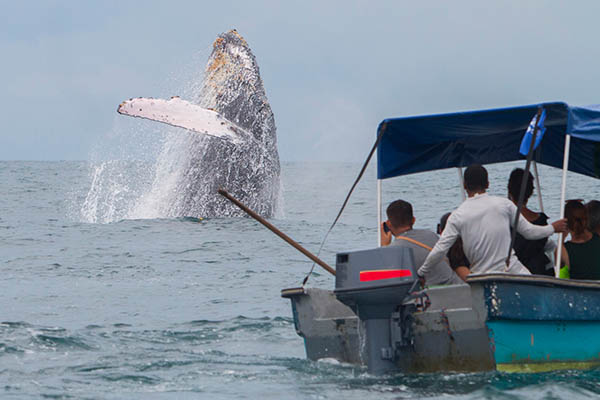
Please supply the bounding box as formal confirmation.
[127,132,191,220]
[317,357,341,365]
[80,157,157,223]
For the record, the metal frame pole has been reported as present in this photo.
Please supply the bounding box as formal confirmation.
[457,167,466,201]
[507,108,543,269]
[377,179,382,246]
[533,160,544,213]
[555,134,571,277]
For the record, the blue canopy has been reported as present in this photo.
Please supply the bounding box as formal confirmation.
[377,102,600,180]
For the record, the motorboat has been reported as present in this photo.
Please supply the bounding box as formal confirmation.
[282,102,600,374]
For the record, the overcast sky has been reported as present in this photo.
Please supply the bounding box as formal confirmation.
[2,1,600,161]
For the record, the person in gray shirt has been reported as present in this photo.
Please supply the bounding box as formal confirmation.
[381,199,463,286]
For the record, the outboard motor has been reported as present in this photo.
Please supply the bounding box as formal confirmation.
[334,246,418,374]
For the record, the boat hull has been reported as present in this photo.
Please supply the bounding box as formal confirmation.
[472,274,600,372]
[281,287,364,365]
[283,275,600,373]
[489,320,600,372]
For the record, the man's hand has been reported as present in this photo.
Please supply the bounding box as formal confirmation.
[551,218,568,233]
[380,221,392,246]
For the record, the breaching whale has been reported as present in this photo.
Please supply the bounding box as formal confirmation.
[118,29,281,218]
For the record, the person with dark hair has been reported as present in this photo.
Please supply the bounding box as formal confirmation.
[562,200,600,280]
[586,200,600,235]
[463,164,489,192]
[507,168,554,276]
[437,212,470,281]
[417,164,567,280]
[381,200,462,286]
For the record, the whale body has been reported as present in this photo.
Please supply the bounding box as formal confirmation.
[118,30,281,218]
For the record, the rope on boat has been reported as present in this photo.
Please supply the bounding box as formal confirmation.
[302,123,388,286]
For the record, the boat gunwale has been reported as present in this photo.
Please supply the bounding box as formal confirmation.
[467,273,600,289]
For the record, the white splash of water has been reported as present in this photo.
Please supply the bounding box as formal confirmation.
[80,159,156,223]
[78,48,208,224]
[127,132,196,220]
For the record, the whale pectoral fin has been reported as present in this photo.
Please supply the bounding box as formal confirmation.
[117,97,249,144]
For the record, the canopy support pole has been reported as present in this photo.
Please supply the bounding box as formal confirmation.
[457,168,466,202]
[533,160,544,213]
[377,179,382,246]
[555,134,571,277]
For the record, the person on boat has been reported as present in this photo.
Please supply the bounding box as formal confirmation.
[507,168,554,276]
[437,212,470,281]
[561,200,600,280]
[417,164,568,280]
[586,200,600,236]
[381,200,463,285]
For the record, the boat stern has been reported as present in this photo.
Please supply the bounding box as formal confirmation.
[281,287,363,365]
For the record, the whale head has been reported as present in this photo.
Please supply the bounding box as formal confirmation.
[197,30,278,159]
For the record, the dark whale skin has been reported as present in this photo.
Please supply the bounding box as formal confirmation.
[174,30,281,218]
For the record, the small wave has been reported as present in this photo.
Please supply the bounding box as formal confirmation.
[100,373,160,385]
[69,363,118,373]
[31,332,95,351]
[162,248,205,255]
[97,316,295,347]
[184,315,292,327]
[0,321,32,329]
[136,359,198,372]
[179,216,204,223]
[160,330,222,343]
[40,394,76,399]
[0,343,25,355]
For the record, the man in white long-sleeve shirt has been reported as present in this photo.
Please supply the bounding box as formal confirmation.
[418,165,568,280]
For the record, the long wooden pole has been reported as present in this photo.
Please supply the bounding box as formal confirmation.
[218,189,336,276]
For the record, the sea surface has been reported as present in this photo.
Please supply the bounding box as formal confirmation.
[3,160,600,399]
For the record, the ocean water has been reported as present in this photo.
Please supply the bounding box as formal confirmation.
[3,159,600,399]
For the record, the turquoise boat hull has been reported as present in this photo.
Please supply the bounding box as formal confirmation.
[472,274,600,372]
[489,320,600,372]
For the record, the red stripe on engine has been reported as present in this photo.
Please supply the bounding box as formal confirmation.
[359,269,412,282]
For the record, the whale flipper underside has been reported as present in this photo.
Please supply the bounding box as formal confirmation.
[118,97,254,145]
[119,30,281,218]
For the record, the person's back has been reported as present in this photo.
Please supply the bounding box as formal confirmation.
[390,228,463,285]
[564,200,600,280]
[417,164,566,281]
[586,200,600,236]
[565,234,600,280]
[450,193,528,274]
[507,168,552,276]
[438,212,470,281]
[513,213,552,275]
[381,199,462,286]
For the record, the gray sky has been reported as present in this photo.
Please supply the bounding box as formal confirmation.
[2,0,600,161]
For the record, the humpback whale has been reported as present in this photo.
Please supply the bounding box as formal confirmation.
[117,30,281,218]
